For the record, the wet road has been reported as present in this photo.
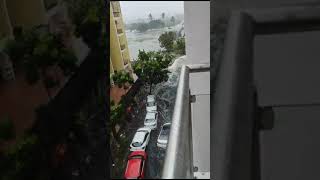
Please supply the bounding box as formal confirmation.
[125,87,169,179]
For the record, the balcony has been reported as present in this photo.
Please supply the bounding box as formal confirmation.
[120,44,126,51]
[117,28,123,34]
[123,58,130,67]
[162,64,210,179]
[113,12,121,18]
[111,2,121,13]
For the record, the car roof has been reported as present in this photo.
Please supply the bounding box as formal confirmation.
[125,157,143,178]
[133,130,148,143]
[145,112,156,120]
[147,95,155,102]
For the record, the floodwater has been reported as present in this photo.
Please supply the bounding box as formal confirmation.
[126,22,184,60]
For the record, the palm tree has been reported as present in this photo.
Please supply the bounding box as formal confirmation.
[170,16,175,25]
[148,13,153,21]
[161,12,165,20]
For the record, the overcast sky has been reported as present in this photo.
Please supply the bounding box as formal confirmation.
[119,1,184,23]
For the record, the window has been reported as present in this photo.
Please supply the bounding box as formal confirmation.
[129,155,143,160]
[143,132,149,143]
[132,142,142,147]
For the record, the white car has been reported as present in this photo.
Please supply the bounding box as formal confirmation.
[146,95,157,112]
[129,127,151,151]
[144,112,158,130]
[157,123,171,149]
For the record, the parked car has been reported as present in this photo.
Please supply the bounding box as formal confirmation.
[124,151,147,179]
[130,127,151,151]
[144,112,158,130]
[146,95,157,112]
[157,123,171,149]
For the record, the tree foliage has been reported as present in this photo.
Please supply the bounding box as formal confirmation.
[174,37,186,55]
[158,31,177,52]
[132,50,173,94]
[1,134,41,180]
[111,70,134,89]
[4,26,78,97]
[127,20,165,33]
[110,101,126,142]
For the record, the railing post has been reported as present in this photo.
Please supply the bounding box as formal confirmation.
[162,64,210,179]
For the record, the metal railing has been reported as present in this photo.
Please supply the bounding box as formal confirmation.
[162,63,210,179]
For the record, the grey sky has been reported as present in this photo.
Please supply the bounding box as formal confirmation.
[119,1,184,23]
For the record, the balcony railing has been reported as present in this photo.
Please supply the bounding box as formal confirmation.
[120,44,126,51]
[162,64,210,179]
[111,2,121,13]
[113,12,121,18]
[117,28,123,34]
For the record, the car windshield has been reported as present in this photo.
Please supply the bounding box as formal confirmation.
[132,130,148,146]
[147,102,155,106]
[132,142,142,147]
[159,125,170,140]
[145,118,154,123]
[129,155,143,160]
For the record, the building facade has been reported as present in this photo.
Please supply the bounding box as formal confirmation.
[110,1,135,104]
[110,1,133,80]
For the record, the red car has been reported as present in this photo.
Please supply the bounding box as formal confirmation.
[124,151,147,179]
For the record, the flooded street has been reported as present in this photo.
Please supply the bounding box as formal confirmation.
[126,22,184,60]
[122,56,186,179]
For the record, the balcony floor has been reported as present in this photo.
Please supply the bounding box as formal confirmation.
[189,71,210,177]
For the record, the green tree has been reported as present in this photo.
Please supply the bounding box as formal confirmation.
[158,31,177,52]
[5,27,78,99]
[148,20,165,29]
[110,101,125,142]
[111,70,134,89]
[133,50,173,94]
[174,37,186,55]
[136,23,149,33]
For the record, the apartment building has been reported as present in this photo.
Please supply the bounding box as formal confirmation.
[110,1,133,79]
[110,1,136,104]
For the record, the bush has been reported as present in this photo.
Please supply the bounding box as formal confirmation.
[174,37,185,55]
[158,31,177,52]
[0,117,15,141]
[2,134,41,180]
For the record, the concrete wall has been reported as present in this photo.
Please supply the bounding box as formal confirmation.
[185,1,210,65]
[184,1,211,175]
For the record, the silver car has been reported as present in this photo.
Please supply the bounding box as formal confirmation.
[146,95,157,112]
[157,123,171,149]
[144,112,158,130]
[129,127,152,151]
